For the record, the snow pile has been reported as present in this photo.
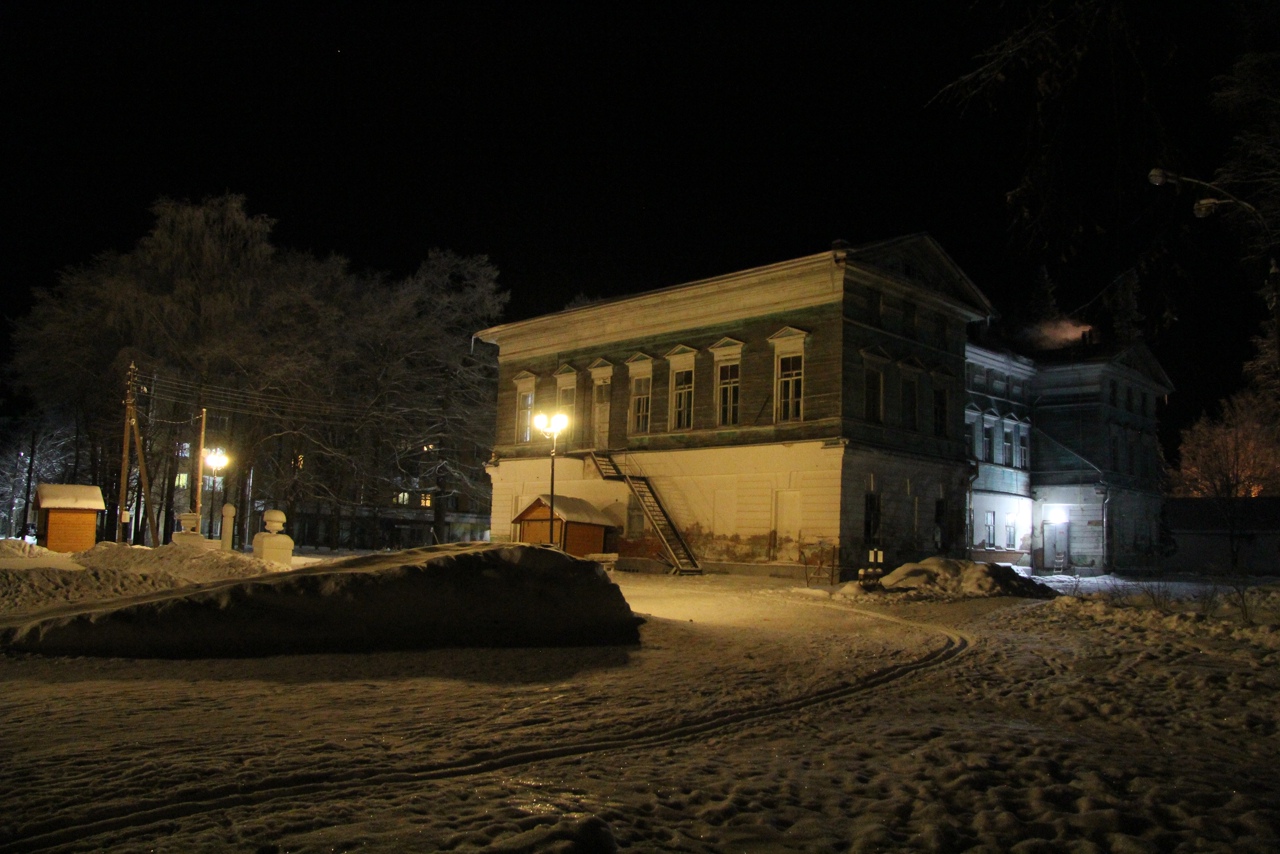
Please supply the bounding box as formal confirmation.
[872,557,1056,599]
[0,538,50,559]
[0,566,190,615]
[1051,592,1280,649]
[74,541,280,582]
[3,543,639,658]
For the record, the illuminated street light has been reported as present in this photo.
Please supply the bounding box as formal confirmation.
[532,412,568,547]
[204,448,228,537]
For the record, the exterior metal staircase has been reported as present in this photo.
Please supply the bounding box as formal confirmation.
[591,452,701,574]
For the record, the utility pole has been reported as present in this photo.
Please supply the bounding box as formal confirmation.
[116,363,160,545]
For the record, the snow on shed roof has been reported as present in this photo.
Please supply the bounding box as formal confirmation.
[36,484,106,510]
[514,495,618,527]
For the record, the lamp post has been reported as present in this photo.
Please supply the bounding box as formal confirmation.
[532,412,568,547]
[204,448,228,538]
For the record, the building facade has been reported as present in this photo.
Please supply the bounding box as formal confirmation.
[477,236,1172,577]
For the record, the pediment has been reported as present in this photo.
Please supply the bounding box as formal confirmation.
[663,344,698,359]
[553,363,578,377]
[860,345,892,365]
[625,352,654,364]
[512,370,537,383]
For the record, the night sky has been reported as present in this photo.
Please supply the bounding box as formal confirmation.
[2,3,1265,449]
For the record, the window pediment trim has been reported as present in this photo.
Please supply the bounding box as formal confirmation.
[860,345,892,366]
[513,370,537,384]
[553,364,578,378]
[709,337,745,360]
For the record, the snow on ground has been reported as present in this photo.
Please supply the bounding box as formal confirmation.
[0,545,1278,851]
[4,544,638,657]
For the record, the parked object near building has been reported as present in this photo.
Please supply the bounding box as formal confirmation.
[476,236,1173,578]
[34,484,105,553]
[512,494,619,557]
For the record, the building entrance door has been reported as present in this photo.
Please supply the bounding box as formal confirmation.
[1043,520,1070,571]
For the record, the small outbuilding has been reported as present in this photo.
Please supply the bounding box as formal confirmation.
[35,484,105,553]
[513,495,618,557]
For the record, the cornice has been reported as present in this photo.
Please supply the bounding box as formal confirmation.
[476,252,844,361]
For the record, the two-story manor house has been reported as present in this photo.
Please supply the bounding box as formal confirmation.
[476,235,1171,576]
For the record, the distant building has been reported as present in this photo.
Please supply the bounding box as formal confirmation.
[476,236,1172,577]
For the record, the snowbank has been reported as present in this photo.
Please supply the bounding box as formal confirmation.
[872,557,1056,599]
[2,543,639,658]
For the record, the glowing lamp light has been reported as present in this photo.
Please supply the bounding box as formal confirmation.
[533,412,568,436]
[532,412,570,549]
[1048,506,1069,525]
[204,448,229,471]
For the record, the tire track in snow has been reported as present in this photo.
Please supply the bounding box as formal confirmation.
[1,606,971,853]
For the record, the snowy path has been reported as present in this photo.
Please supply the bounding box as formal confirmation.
[2,570,1278,851]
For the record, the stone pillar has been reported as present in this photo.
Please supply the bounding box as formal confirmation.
[220,503,236,552]
[252,509,295,570]
[171,511,216,549]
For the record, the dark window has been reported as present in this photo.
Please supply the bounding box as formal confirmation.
[864,493,881,546]
[933,389,947,437]
[902,378,918,430]
[1002,429,1013,466]
[865,370,883,422]
[672,369,694,430]
[777,355,803,421]
[717,362,740,426]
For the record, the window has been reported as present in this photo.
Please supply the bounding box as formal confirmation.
[984,511,996,547]
[630,376,651,433]
[175,473,189,489]
[1005,516,1017,549]
[935,315,948,348]
[982,424,994,461]
[902,378,918,430]
[902,301,917,337]
[516,390,533,443]
[864,369,883,422]
[671,369,694,430]
[558,384,575,414]
[717,362,740,426]
[770,327,808,422]
[864,493,882,546]
[966,418,977,458]
[1002,428,1013,466]
[1019,430,1030,469]
[514,371,536,444]
[393,492,409,506]
[778,355,803,421]
[933,389,948,437]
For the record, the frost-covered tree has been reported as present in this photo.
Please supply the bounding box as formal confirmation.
[10,196,507,547]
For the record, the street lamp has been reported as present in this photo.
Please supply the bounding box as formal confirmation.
[1149,166,1279,366]
[204,448,228,537]
[532,412,568,547]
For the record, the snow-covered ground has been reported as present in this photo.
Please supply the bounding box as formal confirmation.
[1,542,1278,852]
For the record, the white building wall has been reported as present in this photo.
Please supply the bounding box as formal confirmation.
[487,441,845,565]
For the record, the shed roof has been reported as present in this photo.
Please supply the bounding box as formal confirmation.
[513,495,617,527]
[36,484,106,511]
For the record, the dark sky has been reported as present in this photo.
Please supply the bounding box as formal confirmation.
[1,3,1265,446]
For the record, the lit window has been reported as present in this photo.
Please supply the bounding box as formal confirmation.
[175,473,188,489]
[1005,516,1017,549]
[985,511,996,547]
[630,377,651,433]
[419,493,432,508]
[394,492,409,505]
[717,362,740,426]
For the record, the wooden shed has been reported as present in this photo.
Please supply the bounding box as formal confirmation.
[513,495,617,557]
[35,484,105,553]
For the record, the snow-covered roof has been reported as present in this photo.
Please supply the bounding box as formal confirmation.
[36,484,106,511]
[514,495,617,527]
